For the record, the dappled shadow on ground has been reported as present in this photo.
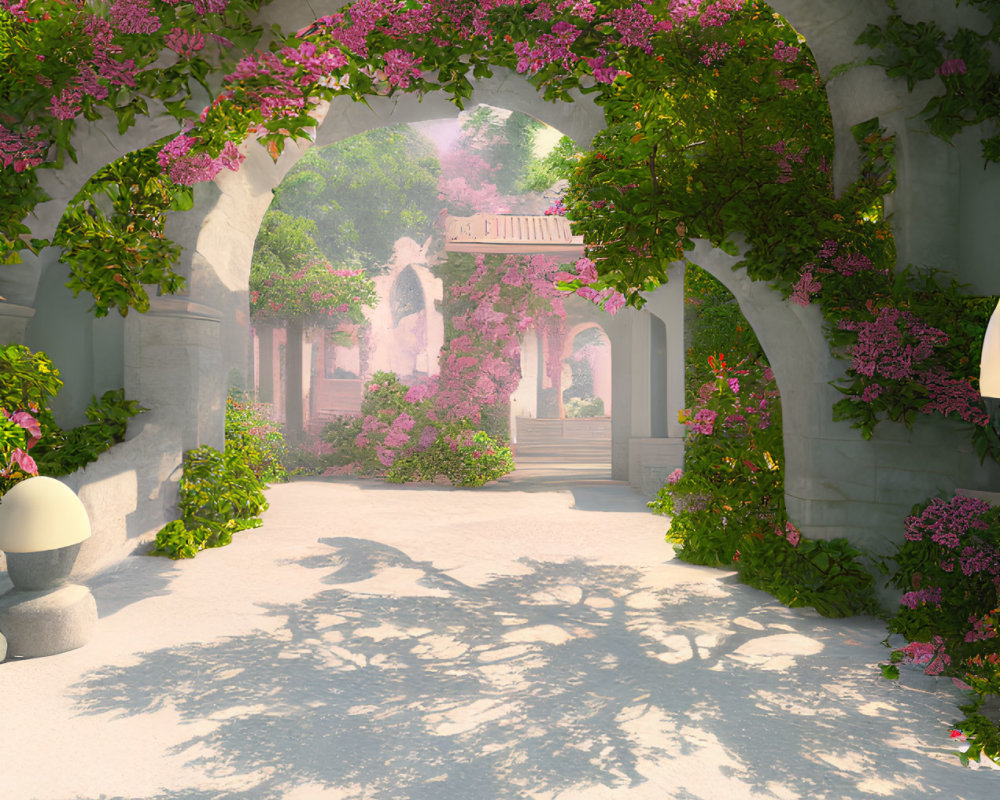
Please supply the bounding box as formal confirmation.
[70,537,984,800]
[87,552,178,620]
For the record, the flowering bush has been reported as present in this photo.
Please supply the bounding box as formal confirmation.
[649,351,784,565]
[225,391,287,483]
[53,144,190,317]
[320,371,514,487]
[249,258,376,325]
[882,493,1000,765]
[649,350,878,616]
[388,428,515,488]
[649,271,878,616]
[151,388,281,559]
[0,344,144,495]
[435,252,569,435]
[0,0,268,264]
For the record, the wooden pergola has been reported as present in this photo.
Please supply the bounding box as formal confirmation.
[444,214,585,257]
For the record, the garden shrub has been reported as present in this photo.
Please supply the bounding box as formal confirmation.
[150,444,269,559]
[649,269,878,617]
[387,428,514,488]
[150,389,285,559]
[565,396,605,418]
[321,371,515,486]
[881,493,1000,765]
[225,391,287,483]
[0,345,145,495]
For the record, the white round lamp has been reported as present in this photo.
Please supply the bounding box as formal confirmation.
[981,299,1000,433]
[0,475,91,553]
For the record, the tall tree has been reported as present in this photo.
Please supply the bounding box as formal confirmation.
[250,210,376,441]
[271,126,442,272]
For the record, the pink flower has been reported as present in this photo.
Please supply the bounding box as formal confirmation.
[164,28,206,58]
[699,41,731,65]
[666,468,683,484]
[784,521,801,547]
[937,59,967,77]
[9,448,37,475]
[393,412,416,432]
[193,0,229,12]
[690,408,717,435]
[773,41,800,63]
[110,0,161,34]
[418,426,438,451]
[603,291,626,316]
[790,266,822,306]
[49,87,83,121]
[7,410,41,447]
[382,49,423,89]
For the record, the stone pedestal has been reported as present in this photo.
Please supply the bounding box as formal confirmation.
[0,584,97,659]
[0,541,97,660]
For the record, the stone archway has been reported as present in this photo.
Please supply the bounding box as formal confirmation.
[8,0,999,576]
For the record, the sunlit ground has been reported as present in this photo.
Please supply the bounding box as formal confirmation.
[0,480,993,800]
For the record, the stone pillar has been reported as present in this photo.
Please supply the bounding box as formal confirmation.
[629,313,653,440]
[257,325,274,403]
[643,266,686,438]
[607,314,634,481]
[285,319,305,443]
[124,296,224,452]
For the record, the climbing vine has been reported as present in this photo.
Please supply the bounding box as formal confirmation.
[856,0,1000,164]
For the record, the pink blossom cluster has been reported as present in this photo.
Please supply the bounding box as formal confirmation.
[666,0,702,25]
[436,254,566,424]
[897,638,951,675]
[789,265,821,306]
[193,0,230,12]
[382,49,423,88]
[965,615,998,643]
[838,307,948,382]
[513,21,582,74]
[0,0,30,21]
[772,40,799,62]
[689,407,717,435]
[811,239,877,278]
[607,5,659,53]
[903,495,991,547]
[0,124,47,173]
[776,520,800,546]
[584,55,622,84]
[157,134,244,185]
[767,139,808,184]
[45,14,139,120]
[699,41,731,66]
[110,0,161,35]
[958,542,1000,579]
[165,28,207,58]
[698,0,741,28]
[900,585,943,609]
[1,409,41,477]
[555,257,625,314]
[937,58,967,77]
[915,367,989,427]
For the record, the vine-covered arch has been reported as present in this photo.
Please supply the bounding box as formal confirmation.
[3,0,997,578]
